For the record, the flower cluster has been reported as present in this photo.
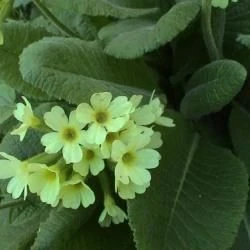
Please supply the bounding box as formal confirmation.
[0,92,175,227]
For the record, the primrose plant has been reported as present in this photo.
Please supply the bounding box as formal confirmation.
[0,92,174,227]
[0,0,249,249]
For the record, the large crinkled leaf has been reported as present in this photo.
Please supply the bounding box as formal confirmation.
[98,1,200,59]
[31,206,95,250]
[63,220,135,250]
[0,21,50,100]
[229,106,250,173]
[43,0,158,19]
[19,37,156,104]
[128,111,248,250]
[0,83,15,125]
[31,9,97,40]
[180,60,247,119]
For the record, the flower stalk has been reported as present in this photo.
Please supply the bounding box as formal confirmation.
[201,0,221,61]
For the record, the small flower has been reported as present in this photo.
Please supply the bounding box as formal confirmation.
[101,121,153,158]
[98,195,127,227]
[76,92,133,144]
[11,97,40,141]
[73,144,105,176]
[28,163,61,205]
[131,96,175,127]
[41,107,86,164]
[212,0,238,8]
[117,180,150,200]
[60,174,95,209]
[0,152,31,199]
[111,134,161,187]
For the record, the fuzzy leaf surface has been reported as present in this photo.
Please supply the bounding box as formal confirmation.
[128,111,248,250]
[19,38,155,104]
[98,1,200,59]
[180,60,247,118]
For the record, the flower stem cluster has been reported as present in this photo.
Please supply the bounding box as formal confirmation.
[0,92,175,226]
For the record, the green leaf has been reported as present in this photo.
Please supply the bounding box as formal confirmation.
[128,111,248,250]
[31,9,97,40]
[98,1,200,59]
[229,106,250,173]
[0,21,50,100]
[225,0,250,68]
[19,38,156,104]
[64,220,135,250]
[236,34,250,48]
[14,0,31,7]
[180,60,247,119]
[0,83,15,125]
[31,206,95,250]
[43,0,158,19]
[232,201,250,250]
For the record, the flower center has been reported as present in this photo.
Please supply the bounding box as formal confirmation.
[106,132,119,143]
[45,171,56,182]
[95,111,108,124]
[73,183,83,190]
[122,152,135,165]
[62,127,78,142]
[86,149,95,161]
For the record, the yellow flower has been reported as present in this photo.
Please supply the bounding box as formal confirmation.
[28,163,61,206]
[76,92,133,144]
[111,134,161,187]
[0,152,30,199]
[117,180,150,200]
[98,195,127,227]
[59,174,95,209]
[41,107,86,164]
[101,121,154,158]
[11,96,40,141]
[73,143,105,176]
[131,96,175,127]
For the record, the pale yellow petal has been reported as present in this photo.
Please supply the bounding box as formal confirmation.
[90,92,112,110]
[90,158,105,176]
[156,116,175,127]
[109,96,132,117]
[41,132,63,154]
[62,143,83,164]
[69,110,86,129]
[11,124,29,141]
[111,140,127,162]
[129,167,151,185]
[86,123,107,144]
[136,149,161,169]
[76,103,94,124]
[73,159,90,177]
[13,103,25,121]
[105,116,128,132]
[44,106,68,131]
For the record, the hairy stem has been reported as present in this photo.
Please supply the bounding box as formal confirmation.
[32,0,77,37]
[201,0,221,61]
